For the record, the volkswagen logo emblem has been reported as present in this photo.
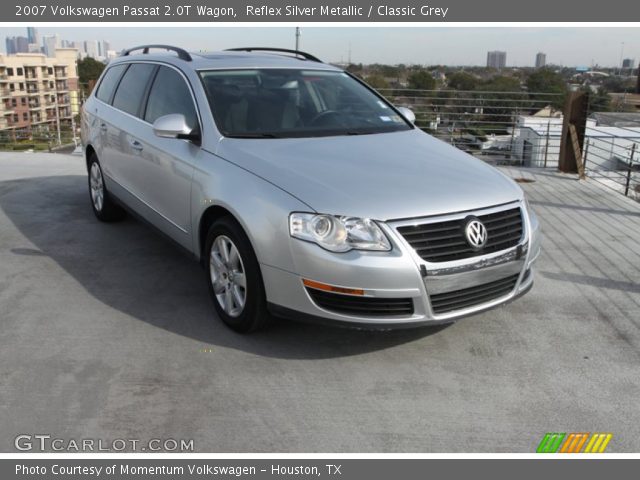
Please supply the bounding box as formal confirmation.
[464,217,488,249]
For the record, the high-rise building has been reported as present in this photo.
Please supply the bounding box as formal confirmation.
[5,36,29,54]
[43,35,60,57]
[487,51,507,69]
[622,58,635,69]
[102,41,111,58]
[84,40,99,59]
[535,52,546,68]
[27,27,39,46]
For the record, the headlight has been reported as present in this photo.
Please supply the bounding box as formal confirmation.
[289,213,391,253]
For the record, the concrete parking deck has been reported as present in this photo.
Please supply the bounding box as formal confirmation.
[0,152,638,452]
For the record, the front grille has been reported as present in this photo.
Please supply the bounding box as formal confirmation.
[306,288,414,317]
[430,274,519,314]
[397,207,523,263]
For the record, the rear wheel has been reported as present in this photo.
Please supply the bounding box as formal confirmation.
[88,154,125,222]
[205,217,271,333]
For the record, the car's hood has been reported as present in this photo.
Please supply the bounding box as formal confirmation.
[215,129,523,220]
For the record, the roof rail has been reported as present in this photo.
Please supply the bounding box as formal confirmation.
[225,47,322,63]
[120,45,192,62]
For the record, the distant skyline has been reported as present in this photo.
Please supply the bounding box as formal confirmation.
[1,27,639,67]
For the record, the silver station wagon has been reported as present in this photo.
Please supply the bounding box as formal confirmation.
[81,45,541,332]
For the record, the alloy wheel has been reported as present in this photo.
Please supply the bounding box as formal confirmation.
[209,235,247,317]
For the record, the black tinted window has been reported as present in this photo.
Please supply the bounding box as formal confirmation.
[95,64,127,103]
[144,66,197,130]
[112,63,156,117]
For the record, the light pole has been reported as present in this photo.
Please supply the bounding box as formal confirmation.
[295,27,300,51]
[618,42,625,75]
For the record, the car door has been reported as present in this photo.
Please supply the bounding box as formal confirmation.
[128,65,202,249]
[107,62,158,202]
[89,63,128,184]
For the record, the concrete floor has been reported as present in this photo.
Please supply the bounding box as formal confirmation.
[0,152,638,452]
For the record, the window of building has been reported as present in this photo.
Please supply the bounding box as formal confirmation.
[19,83,24,91]
[11,99,17,107]
[13,114,18,122]
[9,83,15,91]
[23,112,29,121]
[111,63,156,117]
[17,68,23,76]
[20,98,26,105]
[144,66,197,130]
[7,68,13,76]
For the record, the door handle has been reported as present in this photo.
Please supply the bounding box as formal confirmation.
[129,139,143,151]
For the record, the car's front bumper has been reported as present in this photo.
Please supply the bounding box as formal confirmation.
[263,200,540,328]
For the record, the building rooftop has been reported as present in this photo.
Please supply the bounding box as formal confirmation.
[1,152,639,451]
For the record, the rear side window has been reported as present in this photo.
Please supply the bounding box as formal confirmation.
[95,64,127,103]
[144,66,198,130]
[112,63,156,117]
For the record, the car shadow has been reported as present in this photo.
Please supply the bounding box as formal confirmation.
[0,175,449,359]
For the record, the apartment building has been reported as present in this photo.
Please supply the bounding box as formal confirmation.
[0,48,79,136]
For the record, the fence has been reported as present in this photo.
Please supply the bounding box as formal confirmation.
[378,88,566,166]
[582,109,640,201]
[1,84,638,201]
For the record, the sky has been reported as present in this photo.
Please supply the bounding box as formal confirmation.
[1,26,639,67]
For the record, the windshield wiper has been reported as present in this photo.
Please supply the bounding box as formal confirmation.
[345,131,376,136]
[226,133,281,139]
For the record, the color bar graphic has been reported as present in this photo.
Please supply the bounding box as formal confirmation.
[537,433,612,453]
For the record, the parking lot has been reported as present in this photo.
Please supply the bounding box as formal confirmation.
[0,152,638,452]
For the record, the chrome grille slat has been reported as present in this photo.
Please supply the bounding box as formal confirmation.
[397,207,523,263]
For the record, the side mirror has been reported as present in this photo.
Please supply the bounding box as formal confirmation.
[153,114,195,140]
[397,107,416,124]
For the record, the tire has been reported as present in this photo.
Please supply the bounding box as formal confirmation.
[205,217,271,333]
[88,154,125,222]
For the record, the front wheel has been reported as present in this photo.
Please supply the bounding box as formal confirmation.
[205,217,271,333]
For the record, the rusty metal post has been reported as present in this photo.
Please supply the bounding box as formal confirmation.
[625,143,636,196]
[558,91,589,173]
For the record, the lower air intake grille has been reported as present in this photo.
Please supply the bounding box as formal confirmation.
[430,274,519,314]
[306,288,414,317]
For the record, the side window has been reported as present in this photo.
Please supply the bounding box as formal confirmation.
[95,64,127,104]
[111,63,156,117]
[144,66,197,130]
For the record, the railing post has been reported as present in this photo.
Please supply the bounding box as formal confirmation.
[582,140,590,172]
[625,143,636,196]
[559,91,589,173]
[543,120,551,168]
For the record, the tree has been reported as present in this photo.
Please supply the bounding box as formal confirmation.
[526,68,567,108]
[480,75,521,92]
[476,76,523,132]
[588,87,611,112]
[364,75,390,90]
[446,71,479,91]
[407,71,436,92]
[78,57,106,85]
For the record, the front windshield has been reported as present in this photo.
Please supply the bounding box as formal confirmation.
[198,69,412,138]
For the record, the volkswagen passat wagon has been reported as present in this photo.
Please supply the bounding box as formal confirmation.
[81,45,541,333]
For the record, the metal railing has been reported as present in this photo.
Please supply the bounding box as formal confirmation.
[582,106,640,200]
[379,88,566,166]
